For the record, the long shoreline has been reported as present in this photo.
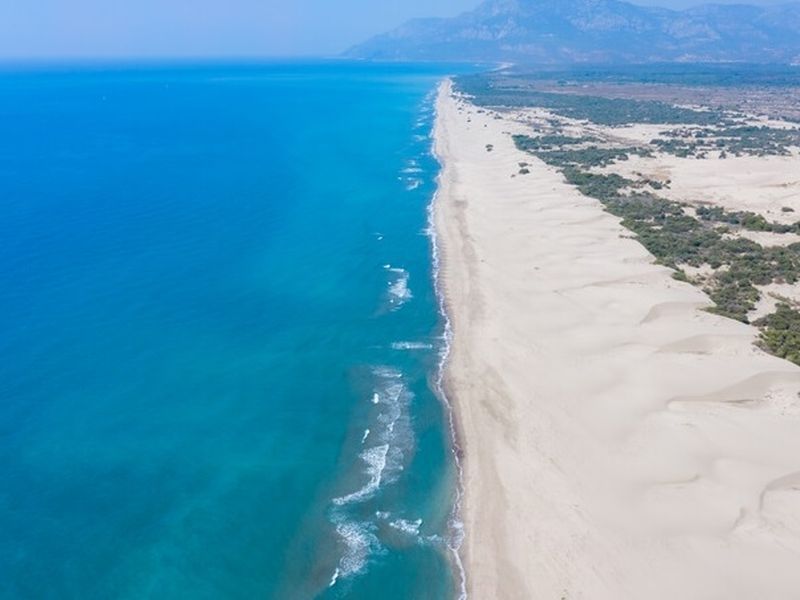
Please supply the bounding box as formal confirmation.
[429,83,468,600]
[431,80,477,598]
[433,79,800,598]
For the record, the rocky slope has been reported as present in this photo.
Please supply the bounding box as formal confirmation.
[346,0,800,64]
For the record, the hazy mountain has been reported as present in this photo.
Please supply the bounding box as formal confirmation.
[346,0,800,64]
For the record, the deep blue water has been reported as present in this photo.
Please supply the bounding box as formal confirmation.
[0,61,468,599]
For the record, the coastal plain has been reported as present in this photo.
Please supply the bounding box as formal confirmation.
[434,79,800,599]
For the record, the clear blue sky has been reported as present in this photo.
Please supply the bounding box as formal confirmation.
[0,0,787,59]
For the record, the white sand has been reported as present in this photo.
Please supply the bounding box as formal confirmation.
[750,282,800,322]
[435,80,800,599]
[601,151,800,225]
[732,230,800,247]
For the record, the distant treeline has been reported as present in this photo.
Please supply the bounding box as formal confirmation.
[456,74,725,126]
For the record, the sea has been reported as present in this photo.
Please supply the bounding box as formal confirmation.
[0,61,472,599]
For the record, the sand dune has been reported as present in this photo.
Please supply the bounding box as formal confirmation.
[434,80,800,599]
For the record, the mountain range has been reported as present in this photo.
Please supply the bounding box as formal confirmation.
[346,0,800,64]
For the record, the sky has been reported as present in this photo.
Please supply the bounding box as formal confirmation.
[0,0,789,59]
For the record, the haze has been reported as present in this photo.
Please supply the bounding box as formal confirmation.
[0,0,789,59]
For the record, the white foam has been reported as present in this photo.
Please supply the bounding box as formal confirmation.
[372,365,402,379]
[389,277,411,303]
[392,341,434,351]
[377,385,404,433]
[389,518,423,536]
[372,377,414,493]
[385,267,412,308]
[405,178,423,191]
[328,568,340,588]
[327,367,416,585]
[335,369,412,505]
[330,518,383,583]
[333,444,390,506]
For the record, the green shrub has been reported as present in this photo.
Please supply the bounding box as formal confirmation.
[757,304,800,364]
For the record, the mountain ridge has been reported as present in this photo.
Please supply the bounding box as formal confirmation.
[346,0,800,64]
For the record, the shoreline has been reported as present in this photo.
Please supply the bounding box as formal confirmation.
[433,79,800,598]
[428,85,468,600]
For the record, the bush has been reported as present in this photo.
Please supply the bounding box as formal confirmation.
[757,304,800,364]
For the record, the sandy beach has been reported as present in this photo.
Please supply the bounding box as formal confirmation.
[434,79,800,599]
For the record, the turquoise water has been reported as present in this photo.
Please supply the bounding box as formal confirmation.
[0,62,468,599]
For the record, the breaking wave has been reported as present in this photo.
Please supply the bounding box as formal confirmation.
[328,367,415,587]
